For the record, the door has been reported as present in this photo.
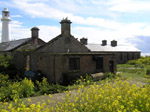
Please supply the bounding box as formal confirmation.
[96,57,103,72]
[109,60,114,73]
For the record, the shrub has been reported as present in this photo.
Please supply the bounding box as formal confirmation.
[53,84,67,93]
[36,78,52,94]
[0,73,67,102]
[75,75,93,86]
[9,78,35,100]
[104,72,115,79]
[0,54,12,68]
[127,60,137,65]
[0,76,35,101]
[0,54,17,79]
[127,57,150,68]
[0,73,10,87]
[35,78,67,95]
[146,69,150,75]
[20,78,35,97]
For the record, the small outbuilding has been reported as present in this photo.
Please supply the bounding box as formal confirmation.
[0,27,45,73]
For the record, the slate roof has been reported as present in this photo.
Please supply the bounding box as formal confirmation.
[0,38,31,52]
[86,44,141,52]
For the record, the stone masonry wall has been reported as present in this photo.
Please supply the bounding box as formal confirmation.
[30,53,116,83]
[116,52,141,64]
[36,35,89,53]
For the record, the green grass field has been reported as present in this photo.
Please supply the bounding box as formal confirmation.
[117,64,150,83]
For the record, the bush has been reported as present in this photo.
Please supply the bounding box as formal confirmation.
[0,73,10,87]
[20,78,35,97]
[146,69,150,75]
[127,60,137,65]
[35,78,67,95]
[0,73,66,102]
[127,57,150,68]
[0,54,17,79]
[0,54,12,68]
[75,75,93,86]
[104,72,115,79]
[0,77,35,101]
[35,78,52,94]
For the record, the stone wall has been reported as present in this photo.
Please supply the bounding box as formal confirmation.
[116,52,141,64]
[11,51,28,74]
[11,38,45,74]
[36,35,89,53]
[30,53,116,83]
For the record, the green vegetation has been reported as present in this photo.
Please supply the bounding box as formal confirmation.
[127,56,150,66]
[0,73,67,102]
[0,56,150,111]
[1,78,150,112]
[118,56,150,83]
[0,54,18,79]
[53,79,150,112]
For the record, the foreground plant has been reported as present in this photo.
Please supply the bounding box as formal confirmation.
[1,78,150,112]
[55,78,150,112]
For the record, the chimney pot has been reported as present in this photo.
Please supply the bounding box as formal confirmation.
[31,27,39,39]
[111,40,117,47]
[60,18,72,36]
[102,40,107,46]
[80,37,88,45]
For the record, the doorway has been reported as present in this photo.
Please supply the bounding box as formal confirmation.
[96,57,103,72]
[109,60,114,73]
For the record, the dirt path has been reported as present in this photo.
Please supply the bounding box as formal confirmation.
[26,90,78,107]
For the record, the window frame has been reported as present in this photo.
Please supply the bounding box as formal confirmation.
[69,57,80,70]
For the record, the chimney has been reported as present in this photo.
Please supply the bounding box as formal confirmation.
[31,27,39,39]
[60,17,72,36]
[102,40,107,46]
[80,37,88,45]
[111,40,117,47]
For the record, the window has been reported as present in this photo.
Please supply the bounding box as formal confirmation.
[131,53,134,59]
[137,53,140,59]
[96,57,103,70]
[4,12,9,16]
[127,53,129,60]
[120,53,123,61]
[69,57,80,70]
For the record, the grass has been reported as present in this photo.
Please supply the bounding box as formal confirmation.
[117,64,150,83]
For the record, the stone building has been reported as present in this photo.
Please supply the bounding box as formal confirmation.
[29,18,117,83]
[0,17,140,83]
[85,39,141,64]
[0,27,45,73]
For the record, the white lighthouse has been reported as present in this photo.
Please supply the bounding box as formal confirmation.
[1,8,11,42]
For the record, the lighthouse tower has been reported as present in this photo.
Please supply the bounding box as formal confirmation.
[1,8,11,42]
